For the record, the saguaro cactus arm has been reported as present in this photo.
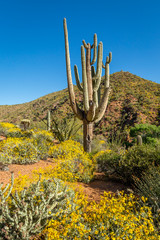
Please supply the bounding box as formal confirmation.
[74,65,83,91]
[93,42,103,91]
[63,18,83,120]
[85,43,93,102]
[102,52,112,68]
[94,87,110,123]
[91,34,97,65]
[94,53,112,123]
[82,40,88,49]
[81,45,89,112]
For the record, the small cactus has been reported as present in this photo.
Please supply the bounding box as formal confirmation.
[21,119,30,131]
[0,173,75,240]
[137,135,143,145]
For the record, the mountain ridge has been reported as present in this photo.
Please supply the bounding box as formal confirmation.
[0,71,159,132]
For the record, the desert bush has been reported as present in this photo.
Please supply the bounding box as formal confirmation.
[32,130,54,160]
[133,166,160,232]
[93,149,127,181]
[49,139,84,159]
[94,149,119,172]
[113,143,160,183]
[0,174,76,240]
[51,117,82,142]
[48,140,95,183]
[44,191,159,240]
[93,143,160,183]
[0,137,39,164]
[130,123,160,145]
[32,129,54,142]
[0,122,22,138]
[122,144,160,177]
[91,136,108,154]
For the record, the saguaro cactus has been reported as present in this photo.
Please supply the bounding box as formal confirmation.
[21,119,30,131]
[47,110,51,131]
[63,18,112,152]
[137,135,143,145]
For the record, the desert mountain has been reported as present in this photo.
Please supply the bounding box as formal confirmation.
[0,71,159,134]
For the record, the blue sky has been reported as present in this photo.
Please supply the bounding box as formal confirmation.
[0,0,159,105]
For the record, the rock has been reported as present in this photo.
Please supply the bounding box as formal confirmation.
[0,162,9,171]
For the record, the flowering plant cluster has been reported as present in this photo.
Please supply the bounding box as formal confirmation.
[0,123,55,163]
[0,122,22,138]
[0,122,159,239]
[1,172,159,240]
[31,129,54,160]
[43,191,159,240]
[42,140,95,183]
[0,137,39,164]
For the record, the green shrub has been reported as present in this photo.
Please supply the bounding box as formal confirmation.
[120,143,160,182]
[130,124,160,144]
[123,144,160,168]
[94,149,120,173]
[133,166,160,233]
[91,136,109,154]
[93,149,127,182]
[51,117,82,142]
[93,144,160,183]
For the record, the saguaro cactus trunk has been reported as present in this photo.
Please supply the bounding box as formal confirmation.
[83,119,93,152]
[63,18,112,152]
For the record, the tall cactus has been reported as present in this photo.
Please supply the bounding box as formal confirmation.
[47,110,51,131]
[63,18,112,152]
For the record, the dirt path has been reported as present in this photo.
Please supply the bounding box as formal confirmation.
[0,159,56,186]
[0,160,131,202]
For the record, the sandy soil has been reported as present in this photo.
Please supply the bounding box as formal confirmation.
[0,159,131,202]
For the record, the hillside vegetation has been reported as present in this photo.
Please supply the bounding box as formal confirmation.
[0,69,160,238]
[0,71,159,133]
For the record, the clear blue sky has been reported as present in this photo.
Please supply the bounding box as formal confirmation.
[0,0,160,105]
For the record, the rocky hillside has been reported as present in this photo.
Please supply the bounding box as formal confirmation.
[0,71,159,134]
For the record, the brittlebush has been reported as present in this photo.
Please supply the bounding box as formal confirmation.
[44,191,160,240]
[47,140,95,183]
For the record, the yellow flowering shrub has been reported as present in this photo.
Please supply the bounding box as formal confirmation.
[1,170,159,239]
[32,129,54,142]
[31,129,54,160]
[44,191,160,240]
[47,140,95,183]
[49,139,84,159]
[0,137,39,164]
[0,122,22,138]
